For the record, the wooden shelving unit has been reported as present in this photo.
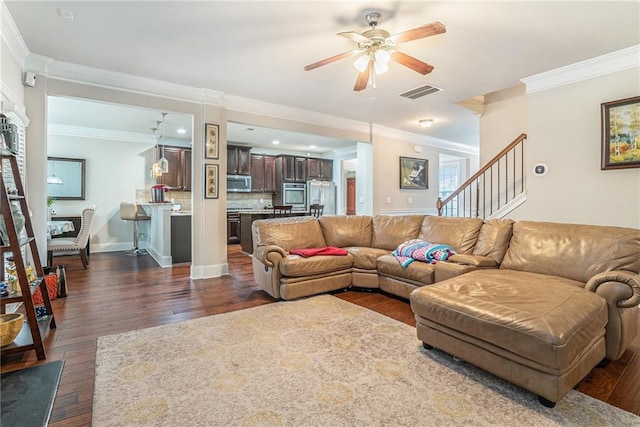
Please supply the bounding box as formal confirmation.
[0,150,55,360]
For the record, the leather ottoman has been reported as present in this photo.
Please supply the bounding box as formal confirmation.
[410,269,608,407]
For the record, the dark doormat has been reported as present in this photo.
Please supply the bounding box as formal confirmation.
[1,360,65,427]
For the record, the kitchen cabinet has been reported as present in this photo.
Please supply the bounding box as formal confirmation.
[171,214,191,263]
[306,158,333,181]
[157,145,191,191]
[277,155,307,183]
[227,212,241,244]
[227,145,251,176]
[251,154,276,192]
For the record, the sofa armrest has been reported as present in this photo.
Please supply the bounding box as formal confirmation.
[434,261,477,282]
[448,254,499,268]
[253,245,287,268]
[585,270,640,309]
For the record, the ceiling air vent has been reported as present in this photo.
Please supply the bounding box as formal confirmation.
[398,84,442,100]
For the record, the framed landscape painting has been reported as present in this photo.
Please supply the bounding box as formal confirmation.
[399,156,428,189]
[601,96,640,170]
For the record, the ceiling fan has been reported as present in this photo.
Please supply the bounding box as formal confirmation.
[304,12,446,91]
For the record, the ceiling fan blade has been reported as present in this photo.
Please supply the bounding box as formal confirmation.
[304,50,360,71]
[388,21,446,44]
[354,66,370,91]
[338,31,372,44]
[391,51,434,75]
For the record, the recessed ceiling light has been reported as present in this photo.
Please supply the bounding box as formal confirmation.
[310,145,316,149]
[272,140,280,145]
[419,119,434,128]
[176,128,186,134]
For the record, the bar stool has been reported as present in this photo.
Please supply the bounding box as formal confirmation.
[120,202,150,256]
[273,205,293,217]
[310,204,324,218]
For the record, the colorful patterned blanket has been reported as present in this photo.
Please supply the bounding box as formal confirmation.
[392,239,456,267]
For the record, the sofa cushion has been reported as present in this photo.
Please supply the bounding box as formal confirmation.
[410,269,607,370]
[501,221,640,282]
[252,217,326,252]
[347,247,390,270]
[319,215,372,248]
[279,253,354,277]
[376,254,436,286]
[473,219,515,263]
[371,215,424,250]
[418,216,483,254]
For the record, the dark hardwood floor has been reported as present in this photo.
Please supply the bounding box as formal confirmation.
[1,245,638,425]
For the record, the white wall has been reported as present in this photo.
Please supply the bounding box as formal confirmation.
[372,133,479,215]
[48,133,156,252]
[481,66,640,228]
[517,67,640,227]
[480,84,527,162]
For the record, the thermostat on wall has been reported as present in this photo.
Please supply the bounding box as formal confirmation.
[532,163,548,176]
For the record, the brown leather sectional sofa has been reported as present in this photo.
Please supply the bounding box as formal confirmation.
[251,215,640,406]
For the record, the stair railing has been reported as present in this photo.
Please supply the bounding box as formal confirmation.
[437,133,527,218]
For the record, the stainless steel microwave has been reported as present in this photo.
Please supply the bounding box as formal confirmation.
[227,175,252,192]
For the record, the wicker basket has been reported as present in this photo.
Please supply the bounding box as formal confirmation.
[0,313,24,346]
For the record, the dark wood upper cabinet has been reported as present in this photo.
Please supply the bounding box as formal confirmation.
[227,145,252,175]
[157,145,191,191]
[306,158,333,181]
[251,154,276,192]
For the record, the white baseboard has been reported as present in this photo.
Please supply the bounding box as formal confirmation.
[377,208,438,216]
[190,263,229,279]
[91,242,143,253]
[488,192,527,219]
[148,246,172,268]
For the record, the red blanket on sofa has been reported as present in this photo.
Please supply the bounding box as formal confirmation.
[289,247,349,257]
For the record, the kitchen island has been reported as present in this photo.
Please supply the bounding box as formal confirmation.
[139,203,192,266]
[238,210,309,254]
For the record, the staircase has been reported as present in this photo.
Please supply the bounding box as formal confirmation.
[437,133,527,219]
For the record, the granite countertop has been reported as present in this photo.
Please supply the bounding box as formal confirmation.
[170,211,192,216]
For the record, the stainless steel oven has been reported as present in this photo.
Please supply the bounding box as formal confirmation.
[282,183,306,211]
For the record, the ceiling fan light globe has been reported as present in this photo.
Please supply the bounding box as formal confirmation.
[353,55,370,72]
[374,61,388,75]
[374,49,390,64]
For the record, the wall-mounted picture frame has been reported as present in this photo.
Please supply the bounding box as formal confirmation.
[601,96,640,170]
[204,123,219,159]
[204,164,219,199]
[399,156,428,189]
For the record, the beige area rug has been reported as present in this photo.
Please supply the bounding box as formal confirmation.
[93,295,639,426]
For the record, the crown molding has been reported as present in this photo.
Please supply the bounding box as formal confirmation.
[0,1,30,68]
[48,123,156,144]
[522,45,640,94]
[22,54,477,156]
[25,54,225,106]
[374,124,480,155]
[221,94,371,137]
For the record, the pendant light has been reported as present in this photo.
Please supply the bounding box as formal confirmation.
[158,112,169,174]
[46,160,63,185]
[150,126,163,178]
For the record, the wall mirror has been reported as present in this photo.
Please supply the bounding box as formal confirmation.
[47,157,86,200]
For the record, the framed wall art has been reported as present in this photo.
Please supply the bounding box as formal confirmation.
[399,156,428,189]
[204,164,219,199]
[601,96,640,170]
[204,123,219,159]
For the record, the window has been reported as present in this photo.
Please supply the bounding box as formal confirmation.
[439,161,461,216]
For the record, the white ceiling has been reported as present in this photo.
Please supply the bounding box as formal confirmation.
[7,1,640,149]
